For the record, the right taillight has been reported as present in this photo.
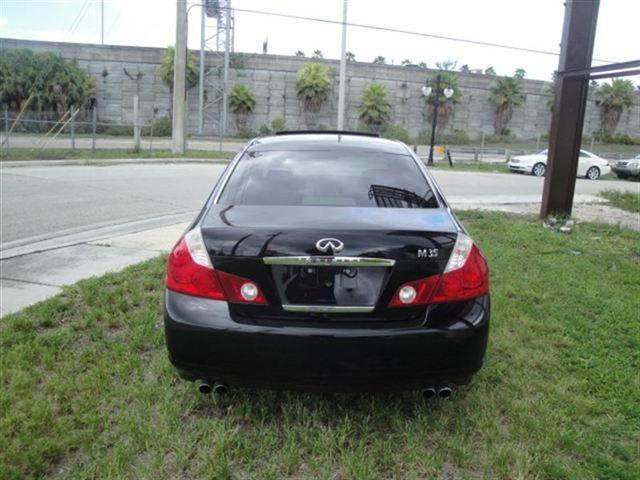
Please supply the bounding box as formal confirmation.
[165,228,267,304]
[430,233,489,303]
[388,232,489,308]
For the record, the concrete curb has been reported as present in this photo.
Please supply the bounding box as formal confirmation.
[0,158,232,168]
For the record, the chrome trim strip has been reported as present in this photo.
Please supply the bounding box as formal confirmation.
[263,256,395,267]
[282,304,375,313]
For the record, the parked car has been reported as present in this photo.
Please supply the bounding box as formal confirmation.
[508,149,612,179]
[611,155,640,179]
[164,132,490,397]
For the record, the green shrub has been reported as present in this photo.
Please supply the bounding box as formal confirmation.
[141,116,171,137]
[419,128,470,145]
[258,124,272,136]
[103,124,134,136]
[593,131,639,145]
[271,117,286,132]
[236,126,256,138]
[482,133,517,144]
[382,124,410,143]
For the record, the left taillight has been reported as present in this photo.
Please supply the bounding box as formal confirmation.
[165,228,267,304]
[389,232,489,308]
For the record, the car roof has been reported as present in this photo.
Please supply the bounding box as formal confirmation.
[246,133,410,155]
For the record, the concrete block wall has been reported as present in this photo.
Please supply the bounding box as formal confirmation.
[2,38,639,139]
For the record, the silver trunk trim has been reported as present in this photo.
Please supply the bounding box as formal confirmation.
[281,305,375,313]
[263,256,395,267]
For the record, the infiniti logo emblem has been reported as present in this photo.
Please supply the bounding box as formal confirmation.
[315,238,344,254]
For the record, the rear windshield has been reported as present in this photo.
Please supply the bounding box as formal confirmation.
[218,149,439,208]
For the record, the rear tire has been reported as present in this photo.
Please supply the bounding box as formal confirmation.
[616,173,629,179]
[586,166,600,180]
[532,162,546,177]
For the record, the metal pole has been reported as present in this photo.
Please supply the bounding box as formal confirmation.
[4,109,9,150]
[133,95,140,151]
[337,0,348,130]
[427,76,440,166]
[92,107,97,153]
[172,0,187,154]
[198,5,205,135]
[101,0,104,44]
[70,107,76,150]
[540,0,599,218]
[221,6,231,137]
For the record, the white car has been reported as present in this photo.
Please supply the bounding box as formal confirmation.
[508,149,612,180]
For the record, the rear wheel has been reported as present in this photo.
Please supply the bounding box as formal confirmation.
[586,166,600,180]
[532,162,546,177]
[616,173,629,179]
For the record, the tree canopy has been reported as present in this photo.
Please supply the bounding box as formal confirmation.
[0,49,95,112]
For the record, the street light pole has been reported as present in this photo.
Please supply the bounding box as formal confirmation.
[427,76,441,166]
[337,0,348,130]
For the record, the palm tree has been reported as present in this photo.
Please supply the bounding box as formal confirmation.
[417,62,427,69]
[160,47,198,115]
[228,84,256,131]
[489,76,525,135]
[436,59,457,71]
[596,79,636,134]
[358,83,391,133]
[459,64,471,73]
[401,59,413,66]
[296,63,332,128]
[373,56,386,65]
[312,50,323,59]
[346,51,356,61]
[514,68,526,79]
[294,50,305,57]
[484,66,496,76]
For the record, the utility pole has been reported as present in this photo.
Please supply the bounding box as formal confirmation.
[337,0,348,130]
[101,0,104,44]
[172,0,187,154]
[221,5,230,137]
[198,5,205,135]
[540,0,599,217]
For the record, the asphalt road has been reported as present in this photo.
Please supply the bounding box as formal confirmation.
[1,163,636,249]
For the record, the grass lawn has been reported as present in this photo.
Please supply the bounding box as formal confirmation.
[1,213,638,479]
[600,189,640,213]
[0,148,236,161]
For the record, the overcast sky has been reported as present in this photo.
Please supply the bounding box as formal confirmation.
[1,0,639,83]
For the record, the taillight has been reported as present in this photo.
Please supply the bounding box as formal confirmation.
[216,270,268,305]
[166,228,267,304]
[389,233,489,308]
[388,276,440,308]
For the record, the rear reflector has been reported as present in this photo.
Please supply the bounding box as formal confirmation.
[166,228,267,304]
[389,233,489,307]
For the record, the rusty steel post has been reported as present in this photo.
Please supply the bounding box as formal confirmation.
[540,0,599,218]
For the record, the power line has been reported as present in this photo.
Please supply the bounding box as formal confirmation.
[65,0,91,41]
[226,6,617,64]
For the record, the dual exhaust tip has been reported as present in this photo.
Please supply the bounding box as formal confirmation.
[423,386,452,399]
[198,381,228,395]
[198,381,451,398]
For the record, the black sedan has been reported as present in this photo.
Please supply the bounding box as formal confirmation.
[164,132,490,398]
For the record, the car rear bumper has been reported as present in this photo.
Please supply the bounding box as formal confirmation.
[164,290,490,391]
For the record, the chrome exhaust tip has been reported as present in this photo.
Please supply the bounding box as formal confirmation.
[437,386,452,399]
[213,382,228,395]
[422,387,437,399]
[198,381,213,395]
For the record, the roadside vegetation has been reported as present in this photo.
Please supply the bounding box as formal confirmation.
[600,189,640,213]
[2,213,638,479]
[0,148,235,161]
